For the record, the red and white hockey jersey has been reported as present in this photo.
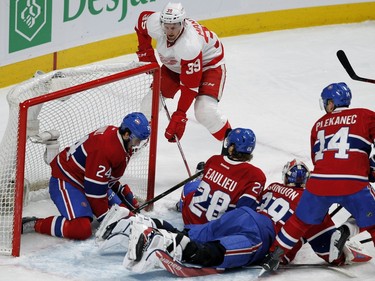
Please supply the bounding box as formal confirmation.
[135,11,224,95]
[259,182,337,263]
[50,126,131,219]
[308,107,375,196]
[182,155,266,225]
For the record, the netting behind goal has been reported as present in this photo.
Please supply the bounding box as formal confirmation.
[0,61,160,256]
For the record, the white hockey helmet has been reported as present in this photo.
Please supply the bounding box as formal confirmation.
[160,2,186,24]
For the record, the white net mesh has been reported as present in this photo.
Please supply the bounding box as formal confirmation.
[0,62,157,255]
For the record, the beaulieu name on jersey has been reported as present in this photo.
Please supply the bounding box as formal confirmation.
[204,168,238,191]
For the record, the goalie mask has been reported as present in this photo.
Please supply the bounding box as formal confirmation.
[282,159,310,188]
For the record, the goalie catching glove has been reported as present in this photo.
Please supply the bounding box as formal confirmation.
[165,111,188,142]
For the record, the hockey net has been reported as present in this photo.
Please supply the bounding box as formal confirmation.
[0,61,160,256]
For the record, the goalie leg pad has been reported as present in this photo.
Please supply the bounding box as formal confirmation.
[98,218,133,254]
[97,214,156,254]
[343,241,372,264]
[95,204,131,242]
[124,223,190,273]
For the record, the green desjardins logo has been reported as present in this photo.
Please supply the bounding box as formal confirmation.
[9,0,52,53]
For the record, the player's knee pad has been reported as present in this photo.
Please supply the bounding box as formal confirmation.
[194,95,228,134]
[64,217,92,240]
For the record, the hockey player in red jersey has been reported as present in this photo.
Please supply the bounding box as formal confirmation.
[261,82,375,273]
[135,2,231,142]
[99,159,370,275]
[22,112,150,240]
[180,127,266,226]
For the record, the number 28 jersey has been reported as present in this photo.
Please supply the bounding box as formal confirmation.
[182,155,266,226]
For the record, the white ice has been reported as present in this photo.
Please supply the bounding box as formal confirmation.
[1,21,375,281]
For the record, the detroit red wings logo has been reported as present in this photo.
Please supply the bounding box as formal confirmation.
[159,54,178,65]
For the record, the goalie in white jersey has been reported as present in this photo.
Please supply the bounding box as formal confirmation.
[135,2,231,142]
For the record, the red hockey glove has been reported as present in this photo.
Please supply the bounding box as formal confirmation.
[117,184,139,210]
[165,111,188,142]
[136,48,157,63]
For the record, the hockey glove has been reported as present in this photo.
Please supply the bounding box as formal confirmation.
[259,247,284,275]
[116,184,140,211]
[136,48,157,63]
[165,111,188,142]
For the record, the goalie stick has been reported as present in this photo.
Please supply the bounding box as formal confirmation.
[155,250,356,278]
[337,50,375,84]
[156,250,224,277]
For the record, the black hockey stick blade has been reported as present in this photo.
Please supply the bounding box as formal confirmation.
[337,50,375,84]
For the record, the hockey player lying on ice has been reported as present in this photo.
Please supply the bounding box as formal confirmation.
[95,159,371,275]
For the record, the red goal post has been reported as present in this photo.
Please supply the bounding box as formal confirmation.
[0,61,160,256]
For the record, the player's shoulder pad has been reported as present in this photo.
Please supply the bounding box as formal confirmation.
[175,25,202,61]
[145,12,163,38]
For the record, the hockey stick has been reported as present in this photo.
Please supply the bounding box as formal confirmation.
[157,250,356,278]
[132,170,203,213]
[99,171,203,239]
[337,50,375,84]
[359,237,372,244]
[160,96,192,177]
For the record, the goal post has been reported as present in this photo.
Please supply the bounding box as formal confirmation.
[0,61,160,257]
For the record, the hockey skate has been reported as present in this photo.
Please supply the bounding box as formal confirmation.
[22,216,38,234]
[123,221,190,273]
